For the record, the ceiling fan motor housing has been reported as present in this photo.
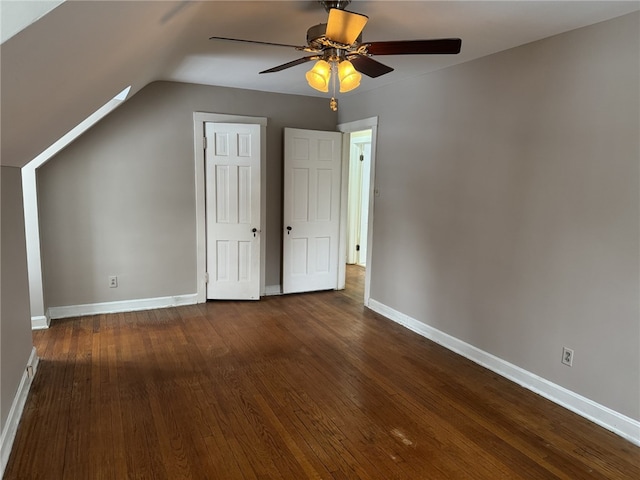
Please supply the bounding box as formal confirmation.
[307,23,362,51]
[307,23,328,49]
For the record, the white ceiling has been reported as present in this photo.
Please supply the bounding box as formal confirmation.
[2,1,638,168]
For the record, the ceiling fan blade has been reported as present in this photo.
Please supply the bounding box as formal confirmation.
[349,55,394,78]
[366,38,462,55]
[259,56,319,74]
[325,8,368,45]
[209,36,304,49]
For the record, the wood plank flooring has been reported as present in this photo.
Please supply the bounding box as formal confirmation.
[5,266,639,479]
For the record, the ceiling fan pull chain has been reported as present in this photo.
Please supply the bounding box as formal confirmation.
[330,62,338,111]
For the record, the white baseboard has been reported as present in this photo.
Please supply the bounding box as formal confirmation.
[368,298,640,446]
[48,293,199,319]
[265,284,282,296]
[31,314,50,330]
[0,347,39,477]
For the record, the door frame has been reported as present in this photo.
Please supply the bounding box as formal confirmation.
[346,132,371,266]
[337,116,378,305]
[193,112,267,303]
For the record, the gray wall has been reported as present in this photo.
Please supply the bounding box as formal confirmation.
[1,166,33,431]
[339,12,639,420]
[37,82,336,307]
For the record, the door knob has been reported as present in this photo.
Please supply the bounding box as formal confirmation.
[252,228,258,237]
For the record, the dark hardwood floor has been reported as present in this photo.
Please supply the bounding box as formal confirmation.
[5,266,639,479]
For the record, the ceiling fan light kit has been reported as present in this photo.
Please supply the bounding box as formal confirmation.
[337,60,361,92]
[306,59,331,92]
[209,0,462,110]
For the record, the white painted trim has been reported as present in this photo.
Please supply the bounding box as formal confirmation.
[47,293,198,320]
[368,298,640,446]
[337,132,350,290]
[337,117,378,306]
[193,113,268,301]
[22,86,132,329]
[0,347,39,477]
[338,117,379,133]
[31,314,50,330]
[22,165,46,323]
[265,285,282,296]
[29,87,131,169]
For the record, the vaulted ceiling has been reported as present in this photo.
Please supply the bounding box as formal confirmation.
[2,1,638,168]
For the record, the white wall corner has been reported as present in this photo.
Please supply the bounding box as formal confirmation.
[31,314,50,330]
[367,298,640,447]
[0,347,39,477]
[265,285,282,296]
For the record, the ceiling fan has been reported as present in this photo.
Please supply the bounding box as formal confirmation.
[209,0,462,110]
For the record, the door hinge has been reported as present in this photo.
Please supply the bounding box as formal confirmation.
[359,154,364,162]
[356,244,360,251]
[203,137,208,150]
[204,272,209,283]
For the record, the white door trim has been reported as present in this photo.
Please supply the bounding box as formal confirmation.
[193,112,267,303]
[337,116,378,306]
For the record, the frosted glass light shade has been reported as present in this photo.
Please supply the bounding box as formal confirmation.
[306,60,331,92]
[338,60,361,93]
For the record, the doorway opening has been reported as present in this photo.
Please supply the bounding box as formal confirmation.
[346,129,371,268]
[338,117,377,306]
[193,112,267,303]
[345,129,371,302]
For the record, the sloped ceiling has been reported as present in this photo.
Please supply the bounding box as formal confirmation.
[2,0,638,168]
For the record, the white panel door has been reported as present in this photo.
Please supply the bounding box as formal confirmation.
[206,123,260,300]
[283,128,342,294]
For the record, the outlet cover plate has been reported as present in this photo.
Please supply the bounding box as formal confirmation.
[561,346,574,367]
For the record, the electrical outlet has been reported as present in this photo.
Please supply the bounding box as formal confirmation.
[561,347,574,367]
[108,276,118,288]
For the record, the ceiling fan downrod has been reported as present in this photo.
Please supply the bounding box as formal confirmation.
[319,0,351,12]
